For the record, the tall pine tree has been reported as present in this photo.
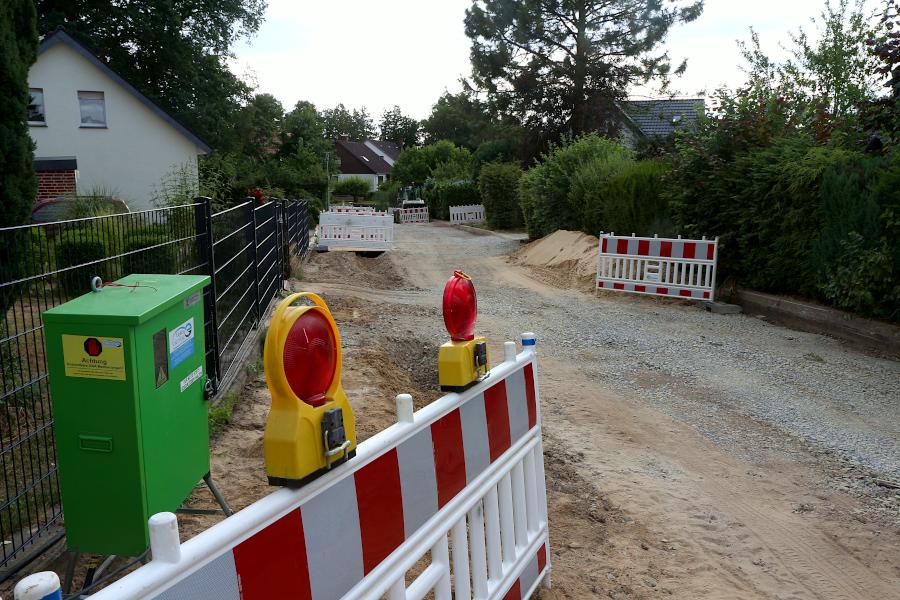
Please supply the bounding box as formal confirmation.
[464,0,703,135]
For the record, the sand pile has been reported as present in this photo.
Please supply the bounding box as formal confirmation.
[512,230,599,280]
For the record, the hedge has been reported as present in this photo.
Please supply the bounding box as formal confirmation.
[478,162,523,229]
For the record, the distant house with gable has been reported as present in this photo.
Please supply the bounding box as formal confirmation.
[615,98,705,148]
[333,138,400,192]
[26,30,212,211]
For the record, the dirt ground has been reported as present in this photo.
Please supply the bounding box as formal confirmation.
[8,222,898,598]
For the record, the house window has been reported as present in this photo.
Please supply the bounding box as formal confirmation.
[28,88,45,124]
[78,91,106,126]
[378,175,385,185]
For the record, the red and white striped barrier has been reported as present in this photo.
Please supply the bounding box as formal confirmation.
[399,207,429,224]
[596,233,718,301]
[318,211,394,251]
[329,206,376,214]
[450,204,486,225]
[68,334,548,600]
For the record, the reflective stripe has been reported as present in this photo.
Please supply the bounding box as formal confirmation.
[484,383,511,463]
[504,369,530,442]
[431,409,467,507]
[524,364,537,429]
[355,449,405,573]
[157,552,240,600]
[304,476,364,600]
[460,393,491,482]
[233,510,309,600]
[397,428,439,536]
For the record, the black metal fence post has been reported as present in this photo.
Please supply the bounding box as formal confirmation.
[246,200,261,327]
[194,196,220,393]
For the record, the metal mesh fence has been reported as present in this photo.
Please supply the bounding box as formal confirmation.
[0,196,308,579]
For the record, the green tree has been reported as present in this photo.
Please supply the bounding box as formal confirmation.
[320,103,375,139]
[422,90,495,148]
[392,141,473,185]
[1,0,37,230]
[237,93,284,159]
[1,0,38,311]
[464,0,703,135]
[37,0,266,151]
[378,105,420,148]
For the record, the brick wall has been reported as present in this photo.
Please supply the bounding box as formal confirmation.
[36,170,77,202]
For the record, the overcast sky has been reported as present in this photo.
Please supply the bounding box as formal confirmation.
[231,0,876,120]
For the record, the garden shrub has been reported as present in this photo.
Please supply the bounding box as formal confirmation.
[332,177,371,200]
[517,133,631,238]
[599,160,672,237]
[55,233,108,297]
[478,162,523,229]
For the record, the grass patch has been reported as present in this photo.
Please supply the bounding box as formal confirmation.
[208,392,239,438]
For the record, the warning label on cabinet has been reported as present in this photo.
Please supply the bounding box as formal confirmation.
[62,335,126,381]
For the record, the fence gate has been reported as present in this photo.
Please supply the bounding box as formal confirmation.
[450,205,486,225]
[596,233,718,301]
[399,207,430,224]
[64,335,549,600]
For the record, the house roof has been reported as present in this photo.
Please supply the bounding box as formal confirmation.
[38,29,212,153]
[617,99,704,138]
[335,139,392,175]
[367,140,402,160]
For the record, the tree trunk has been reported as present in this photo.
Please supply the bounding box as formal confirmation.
[571,4,588,136]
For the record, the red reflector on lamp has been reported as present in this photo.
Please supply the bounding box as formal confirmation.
[443,270,477,341]
[283,310,337,407]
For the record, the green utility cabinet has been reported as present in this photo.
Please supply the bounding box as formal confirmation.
[43,274,211,556]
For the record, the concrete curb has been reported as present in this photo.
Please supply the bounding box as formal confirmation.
[736,289,900,358]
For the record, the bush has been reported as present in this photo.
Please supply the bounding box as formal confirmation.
[372,180,401,210]
[478,162,523,229]
[122,232,177,276]
[333,177,371,200]
[423,180,480,220]
[517,134,631,238]
[55,234,108,297]
[592,160,672,237]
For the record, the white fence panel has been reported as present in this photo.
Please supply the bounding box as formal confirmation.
[76,335,549,600]
[450,205,486,225]
[399,207,429,224]
[596,233,718,301]
[319,210,394,251]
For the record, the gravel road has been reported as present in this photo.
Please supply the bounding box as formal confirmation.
[303,222,900,598]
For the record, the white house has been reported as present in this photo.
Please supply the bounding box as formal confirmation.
[334,139,395,192]
[27,30,211,211]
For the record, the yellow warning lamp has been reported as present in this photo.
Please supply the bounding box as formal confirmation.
[263,292,356,487]
[438,271,490,391]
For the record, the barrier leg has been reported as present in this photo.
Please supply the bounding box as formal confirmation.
[451,517,471,600]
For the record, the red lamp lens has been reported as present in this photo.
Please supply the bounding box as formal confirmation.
[443,271,477,341]
[283,309,337,407]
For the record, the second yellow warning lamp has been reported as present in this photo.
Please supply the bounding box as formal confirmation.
[263,293,356,486]
[438,271,490,391]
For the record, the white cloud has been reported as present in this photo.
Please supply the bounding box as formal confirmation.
[232,0,879,119]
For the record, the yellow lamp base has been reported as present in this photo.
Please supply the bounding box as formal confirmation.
[438,337,490,392]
